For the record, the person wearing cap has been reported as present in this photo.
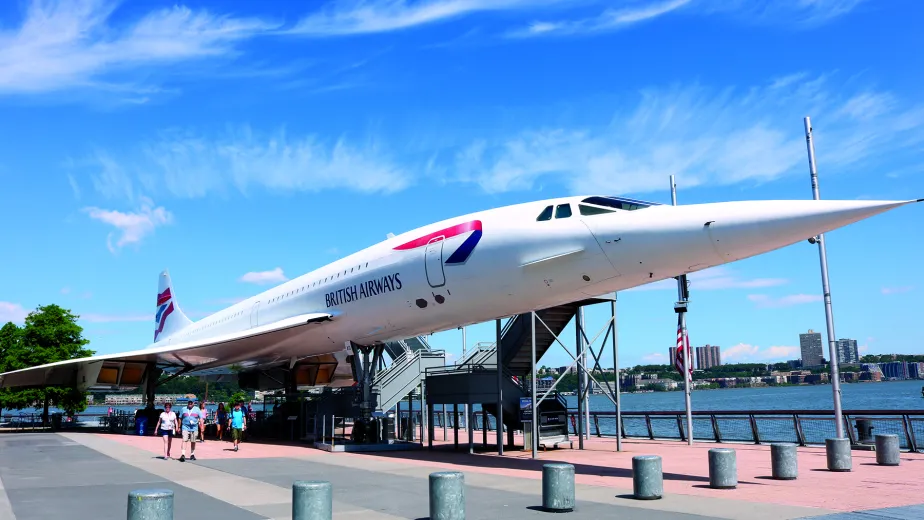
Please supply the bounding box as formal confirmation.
[179,399,202,462]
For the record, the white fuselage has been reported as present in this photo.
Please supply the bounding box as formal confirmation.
[157,195,912,363]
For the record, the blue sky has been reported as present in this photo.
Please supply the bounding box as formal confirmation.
[1,0,922,370]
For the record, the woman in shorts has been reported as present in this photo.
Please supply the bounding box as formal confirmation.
[153,402,178,459]
[215,403,227,441]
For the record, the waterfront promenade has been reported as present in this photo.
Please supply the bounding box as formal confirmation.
[1,431,922,519]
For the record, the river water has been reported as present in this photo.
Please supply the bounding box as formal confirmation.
[4,380,923,417]
[573,380,924,413]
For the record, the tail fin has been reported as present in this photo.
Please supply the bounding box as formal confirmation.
[154,270,193,342]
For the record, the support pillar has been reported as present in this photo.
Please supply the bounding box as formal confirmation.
[468,405,474,454]
[453,403,459,450]
[496,318,504,456]
[575,310,584,449]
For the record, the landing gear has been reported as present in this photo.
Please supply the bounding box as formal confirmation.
[348,341,386,444]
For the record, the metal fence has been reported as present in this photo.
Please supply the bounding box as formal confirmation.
[568,410,923,452]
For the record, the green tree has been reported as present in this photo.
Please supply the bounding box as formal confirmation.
[0,305,94,424]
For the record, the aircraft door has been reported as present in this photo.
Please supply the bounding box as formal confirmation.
[250,301,261,328]
[425,238,446,288]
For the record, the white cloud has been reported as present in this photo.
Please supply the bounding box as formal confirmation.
[453,75,924,195]
[88,126,410,199]
[289,0,564,36]
[60,287,71,295]
[722,343,800,363]
[0,302,29,324]
[240,268,289,285]
[80,312,152,323]
[747,293,822,309]
[509,0,690,37]
[641,352,666,363]
[629,266,788,292]
[82,197,173,252]
[881,286,913,295]
[0,0,278,96]
[711,0,868,27]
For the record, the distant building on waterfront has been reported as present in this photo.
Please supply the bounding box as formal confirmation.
[799,329,824,367]
[836,338,859,365]
[909,362,924,380]
[879,361,910,380]
[695,345,721,369]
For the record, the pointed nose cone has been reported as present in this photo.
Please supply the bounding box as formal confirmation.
[704,199,918,262]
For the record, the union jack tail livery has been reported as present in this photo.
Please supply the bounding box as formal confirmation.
[154,270,193,343]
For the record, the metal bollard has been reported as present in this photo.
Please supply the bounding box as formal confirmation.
[542,463,575,512]
[770,443,798,480]
[825,438,852,472]
[127,489,173,520]
[708,448,737,489]
[875,434,900,466]
[293,481,332,520]
[631,455,662,500]
[429,471,465,520]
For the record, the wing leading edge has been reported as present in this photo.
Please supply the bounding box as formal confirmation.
[0,312,335,391]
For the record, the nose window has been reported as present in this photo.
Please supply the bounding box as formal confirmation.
[536,205,553,221]
[555,204,572,219]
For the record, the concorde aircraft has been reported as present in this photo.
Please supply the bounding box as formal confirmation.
[1,195,920,396]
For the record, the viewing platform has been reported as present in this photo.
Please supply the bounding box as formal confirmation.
[1,430,922,519]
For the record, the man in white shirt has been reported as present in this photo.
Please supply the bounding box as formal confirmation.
[179,400,202,462]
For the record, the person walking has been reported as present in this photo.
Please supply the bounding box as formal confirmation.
[229,402,246,452]
[153,403,177,460]
[179,400,202,462]
[215,403,227,441]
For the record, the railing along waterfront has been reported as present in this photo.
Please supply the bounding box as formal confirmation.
[565,410,923,452]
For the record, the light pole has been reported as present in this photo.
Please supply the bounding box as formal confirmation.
[804,116,845,439]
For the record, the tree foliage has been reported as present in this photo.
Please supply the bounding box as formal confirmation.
[0,305,95,416]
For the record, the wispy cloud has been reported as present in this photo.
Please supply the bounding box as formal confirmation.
[453,75,924,195]
[80,312,152,323]
[289,0,564,36]
[0,0,279,97]
[881,286,913,295]
[711,0,869,27]
[509,0,690,38]
[0,302,29,324]
[83,197,173,253]
[629,266,788,292]
[86,125,410,199]
[240,268,288,285]
[641,352,666,363]
[722,343,800,363]
[747,293,822,309]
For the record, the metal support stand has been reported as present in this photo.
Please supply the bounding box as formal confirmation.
[612,296,622,451]
[671,175,694,446]
[495,318,504,456]
[531,311,538,460]
[575,310,585,450]
[804,116,845,439]
[453,403,459,450]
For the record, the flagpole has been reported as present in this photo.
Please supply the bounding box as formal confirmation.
[671,175,693,446]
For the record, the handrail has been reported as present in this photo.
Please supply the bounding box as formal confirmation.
[567,409,924,416]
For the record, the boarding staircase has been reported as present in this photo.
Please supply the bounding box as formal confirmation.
[426,298,610,435]
[372,335,445,413]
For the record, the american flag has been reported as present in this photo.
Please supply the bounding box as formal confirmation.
[674,318,692,376]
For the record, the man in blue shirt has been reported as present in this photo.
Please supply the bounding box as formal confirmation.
[179,399,203,462]
[229,401,246,452]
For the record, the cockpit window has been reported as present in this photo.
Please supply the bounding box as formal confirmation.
[555,204,572,219]
[536,205,553,221]
[581,196,654,212]
[579,204,616,216]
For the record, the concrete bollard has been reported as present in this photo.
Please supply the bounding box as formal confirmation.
[293,481,332,520]
[708,448,737,489]
[875,434,900,466]
[429,471,465,520]
[770,443,798,480]
[825,438,852,472]
[542,463,575,513]
[127,489,174,520]
[631,455,663,500]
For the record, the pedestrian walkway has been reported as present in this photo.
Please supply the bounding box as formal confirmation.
[1,432,922,519]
